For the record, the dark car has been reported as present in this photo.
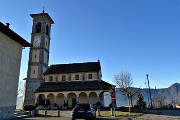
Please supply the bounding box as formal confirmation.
[72,103,96,120]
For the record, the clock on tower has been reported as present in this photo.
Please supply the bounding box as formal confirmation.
[24,11,54,105]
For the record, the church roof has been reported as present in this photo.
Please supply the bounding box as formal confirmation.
[44,62,101,75]
[30,13,54,24]
[35,80,114,92]
[0,22,32,47]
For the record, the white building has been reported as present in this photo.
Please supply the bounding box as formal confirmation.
[0,22,31,119]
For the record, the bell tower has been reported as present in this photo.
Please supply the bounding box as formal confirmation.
[24,11,54,105]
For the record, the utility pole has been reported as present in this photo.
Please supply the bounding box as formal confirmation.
[146,74,153,109]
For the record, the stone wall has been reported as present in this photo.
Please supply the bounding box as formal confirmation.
[0,31,23,119]
[0,106,16,119]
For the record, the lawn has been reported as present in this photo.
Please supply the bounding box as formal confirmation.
[99,111,143,117]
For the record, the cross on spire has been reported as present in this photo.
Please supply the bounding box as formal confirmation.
[42,7,45,13]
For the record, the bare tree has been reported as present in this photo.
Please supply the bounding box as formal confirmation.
[17,79,24,96]
[152,96,166,108]
[114,71,133,112]
[16,79,24,109]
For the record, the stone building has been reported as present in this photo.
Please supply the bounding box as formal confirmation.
[0,22,31,119]
[24,11,54,105]
[35,61,114,108]
[24,11,115,108]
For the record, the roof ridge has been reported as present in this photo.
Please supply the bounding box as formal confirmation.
[50,61,99,66]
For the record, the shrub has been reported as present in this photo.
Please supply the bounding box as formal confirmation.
[96,102,101,106]
[109,103,112,108]
[24,104,36,111]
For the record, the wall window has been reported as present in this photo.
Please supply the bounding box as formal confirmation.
[33,70,35,74]
[49,76,53,82]
[46,41,48,47]
[56,76,58,82]
[75,75,79,80]
[62,75,66,81]
[46,25,49,35]
[88,74,92,79]
[36,22,41,33]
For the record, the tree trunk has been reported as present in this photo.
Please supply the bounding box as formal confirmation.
[128,97,131,113]
[130,95,133,107]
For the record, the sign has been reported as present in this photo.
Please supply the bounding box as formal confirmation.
[110,88,116,100]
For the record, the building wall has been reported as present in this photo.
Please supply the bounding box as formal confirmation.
[44,72,100,82]
[0,32,23,119]
[32,50,40,62]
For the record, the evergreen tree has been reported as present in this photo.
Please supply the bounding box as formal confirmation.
[136,93,146,108]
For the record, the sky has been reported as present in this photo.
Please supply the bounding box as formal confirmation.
[0,0,179,89]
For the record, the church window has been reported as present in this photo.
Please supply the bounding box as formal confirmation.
[33,70,35,74]
[62,75,66,81]
[49,76,53,82]
[75,75,79,80]
[36,22,41,33]
[88,74,92,79]
[56,76,58,82]
[35,54,36,59]
[46,41,48,47]
[46,25,49,35]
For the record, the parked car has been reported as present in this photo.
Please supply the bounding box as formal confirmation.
[72,103,96,120]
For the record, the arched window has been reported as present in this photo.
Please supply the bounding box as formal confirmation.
[36,22,41,33]
[46,25,49,35]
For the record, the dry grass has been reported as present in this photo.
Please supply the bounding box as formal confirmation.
[99,111,143,117]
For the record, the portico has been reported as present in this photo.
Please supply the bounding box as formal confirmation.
[35,61,115,109]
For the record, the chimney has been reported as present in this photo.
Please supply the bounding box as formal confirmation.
[6,23,10,28]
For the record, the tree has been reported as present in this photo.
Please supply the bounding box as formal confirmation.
[152,96,166,108]
[136,92,146,108]
[17,79,24,96]
[16,79,24,109]
[114,71,133,112]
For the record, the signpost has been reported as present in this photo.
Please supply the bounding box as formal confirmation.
[110,87,116,116]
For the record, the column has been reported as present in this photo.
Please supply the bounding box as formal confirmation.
[97,95,100,102]
[35,95,38,105]
[64,96,67,103]
[87,96,89,103]
[54,95,57,103]
[76,96,79,103]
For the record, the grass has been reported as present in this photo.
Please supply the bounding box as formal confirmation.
[99,111,143,117]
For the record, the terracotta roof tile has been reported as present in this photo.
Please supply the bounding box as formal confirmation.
[44,62,101,75]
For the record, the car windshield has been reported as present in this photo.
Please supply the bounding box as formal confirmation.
[74,104,90,110]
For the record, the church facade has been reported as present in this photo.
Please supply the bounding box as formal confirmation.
[24,11,115,108]
[35,61,114,108]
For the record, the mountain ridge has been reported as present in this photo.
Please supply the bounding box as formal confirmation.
[114,83,180,107]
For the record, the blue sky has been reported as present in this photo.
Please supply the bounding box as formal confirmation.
[0,0,179,88]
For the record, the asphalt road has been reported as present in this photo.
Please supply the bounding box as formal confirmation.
[11,110,180,120]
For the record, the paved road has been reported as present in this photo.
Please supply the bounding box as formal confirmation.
[11,110,180,120]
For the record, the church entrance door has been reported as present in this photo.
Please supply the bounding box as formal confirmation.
[72,98,76,108]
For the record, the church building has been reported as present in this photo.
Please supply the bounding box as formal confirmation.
[24,11,115,109]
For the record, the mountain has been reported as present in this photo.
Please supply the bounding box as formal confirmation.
[104,83,180,107]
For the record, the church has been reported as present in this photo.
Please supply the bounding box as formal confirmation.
[24,11,115,109]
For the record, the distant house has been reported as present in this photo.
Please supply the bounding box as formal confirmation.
[176,104,180,108]
[35,61,114,108]
[0,22,32,119]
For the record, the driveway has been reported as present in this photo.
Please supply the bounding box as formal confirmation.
[11,110,180,120]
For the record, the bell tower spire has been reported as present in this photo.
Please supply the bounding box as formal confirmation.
[42,7,45,13]
[24,11,54,105]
